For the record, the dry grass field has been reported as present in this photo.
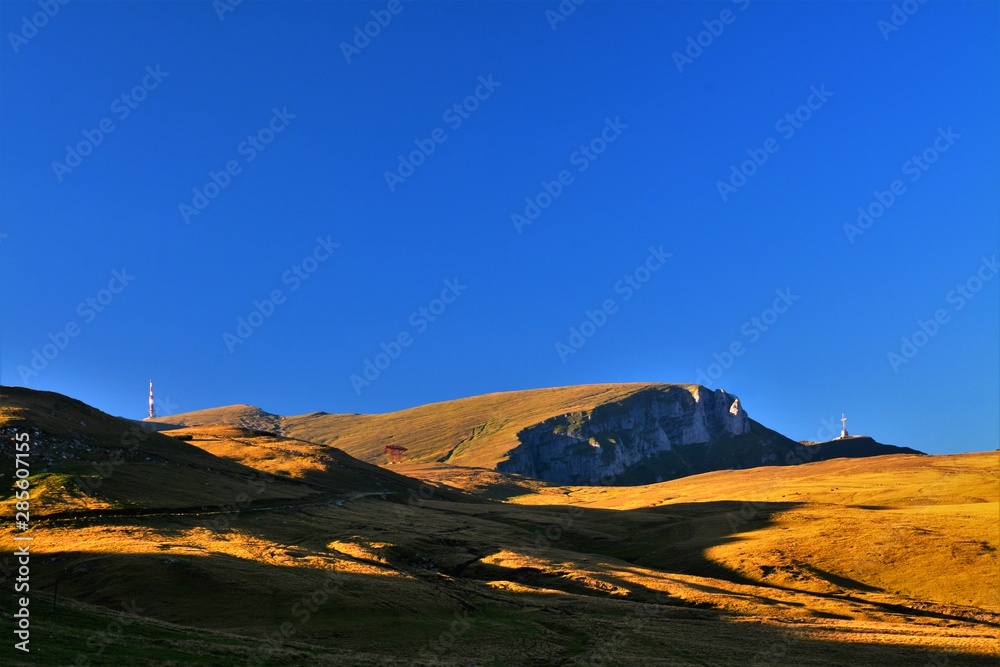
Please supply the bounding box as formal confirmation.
[2,386,997,665]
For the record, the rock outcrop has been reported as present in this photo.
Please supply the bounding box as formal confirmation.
[497,385,785,485]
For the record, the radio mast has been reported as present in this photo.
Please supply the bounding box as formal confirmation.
[148,380,156,419]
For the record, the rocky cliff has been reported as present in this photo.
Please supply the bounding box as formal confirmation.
[497,385,800,485]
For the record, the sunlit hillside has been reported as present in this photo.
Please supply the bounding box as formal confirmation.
[2,387,997,666]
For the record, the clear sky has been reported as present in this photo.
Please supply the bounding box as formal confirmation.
[2,1,997,454]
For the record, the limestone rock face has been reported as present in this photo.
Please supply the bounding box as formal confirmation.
[497,385,753,484]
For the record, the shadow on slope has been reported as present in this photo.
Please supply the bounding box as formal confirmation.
[9,497,998,666]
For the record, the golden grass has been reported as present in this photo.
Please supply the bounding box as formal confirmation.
[6,386,999,665]
[13,487,996,662]
[503,452,999,508]
[480,451,1000,613]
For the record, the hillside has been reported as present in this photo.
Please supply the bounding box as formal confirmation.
[804,435,922,459]
[0,386,434,516]
[1,387,996,665]
[145,403,283,433]
[494,451,1000,613]
[154,383,921,485]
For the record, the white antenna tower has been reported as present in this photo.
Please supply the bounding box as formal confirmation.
[148,380,156,419]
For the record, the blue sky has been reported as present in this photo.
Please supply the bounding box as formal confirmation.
[1,1,997,454]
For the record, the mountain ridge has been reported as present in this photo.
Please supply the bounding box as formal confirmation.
[150,382,921,485]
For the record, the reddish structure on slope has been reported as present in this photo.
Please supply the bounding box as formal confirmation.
[383,444,408,464]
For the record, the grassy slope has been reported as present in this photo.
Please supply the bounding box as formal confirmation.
[159,424,445,498]
[0,387,445,516]
[146,404,283,433]
[4,388,998,665]
[6,491,998,666]
[497,451,1000,612]
[0,388,318,514]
